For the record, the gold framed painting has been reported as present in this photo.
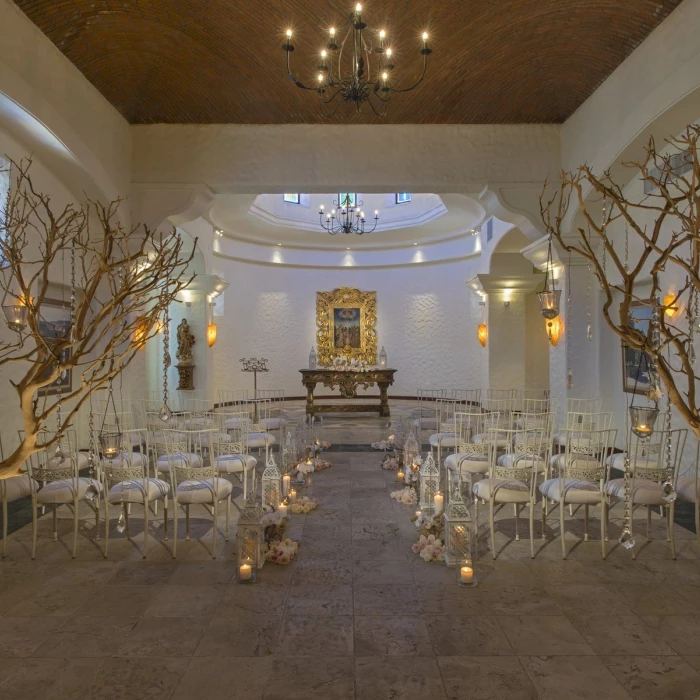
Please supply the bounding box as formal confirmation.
[316,287,377,366]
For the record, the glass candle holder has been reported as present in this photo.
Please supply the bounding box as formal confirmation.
[237,557,257,584]
[629,405,659,438]
[457,558,477,587]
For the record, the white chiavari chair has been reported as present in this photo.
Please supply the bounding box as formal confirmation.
[101,429,170,559]
[445,410,496,499]
[166,431,232,559]
[210,419,257,503]
[256,389,287,439]
[29,429,102,559]
[428,397,458,474]
[485,389,518,428]
[153,428,206,478]
[540,427,616,559]
[553,398,604,447]
[605,426,687,559]
[245,398,276,455]
[473,425,551,559]
[514,398,559,430]
[412,389,447,440]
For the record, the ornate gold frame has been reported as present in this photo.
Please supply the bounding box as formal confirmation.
[316,287,377,366]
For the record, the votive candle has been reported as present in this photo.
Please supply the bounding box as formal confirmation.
[289,488,297,501]
[460,566,474,584]
[239,563,252,581]
[278,503,288,518]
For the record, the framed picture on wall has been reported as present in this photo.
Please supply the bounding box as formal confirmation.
[620,299,654,395]
[38,298,72,396]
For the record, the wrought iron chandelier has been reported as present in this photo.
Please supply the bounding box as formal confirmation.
[319,194,379,235]
[283,3,432,117]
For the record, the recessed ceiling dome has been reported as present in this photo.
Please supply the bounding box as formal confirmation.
[208,193,485,250]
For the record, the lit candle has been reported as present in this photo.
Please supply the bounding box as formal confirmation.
[388,434,395,444]
[278,503,288,518]
[397,470,405,481]
[282,474,291,495]
[636,424,651,435]
[434,492,444,515]
[239,563,252,581]
[460,566,474,584]
[289,488,297,501]
[415,510,422,519]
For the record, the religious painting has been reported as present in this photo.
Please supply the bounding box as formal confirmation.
[333,307,361,349]
[316,287,377,366]
[621,299,654,395]
[38,298,72,395]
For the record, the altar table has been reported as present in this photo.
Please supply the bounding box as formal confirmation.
[299,368,397,417]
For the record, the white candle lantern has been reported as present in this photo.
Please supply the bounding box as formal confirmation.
[236,496,263,581]
[261,453,281,509]
[378,346,388,368]
[404,431,419,467]
[419,452,440,513]
[443,483,476,568]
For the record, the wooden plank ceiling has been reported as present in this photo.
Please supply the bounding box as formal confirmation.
[14,0,682,124]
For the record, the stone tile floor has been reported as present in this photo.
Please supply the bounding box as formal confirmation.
[1,407,700,699]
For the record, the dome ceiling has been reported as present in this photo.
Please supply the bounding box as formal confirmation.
[209,193,485,249]
[13,1,682,124]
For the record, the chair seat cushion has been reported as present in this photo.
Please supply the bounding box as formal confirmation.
[213,454,257,473]
[553,431,595,448]
[413,417,438,431]
[100,452,146,469]
[108,478,170,504]
[176,478,233,504]
[472,433,509,447]
[244,433,276,449]
[48,451,89,471]
[429,433,458,447]
[605,478,667,505]
[261,417,287,431]
[473,477,530,503]
[36,478,103,505]
[605,453,660,471]
[498,453,546,471]
[224,417,252,430]
[156,453,203,473]
[1,475,39,503]
[676,477,698,503]
[550,454,600,470]
[540,478,603,505]
[445,453,490,474]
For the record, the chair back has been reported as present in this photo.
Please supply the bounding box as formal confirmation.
[416,389,447,417]
[433,397,456,432]
[491,425,553,497]
[559,427,617,483]
[451,389,481,406]
[624,426,687,485]
[256,389,285,414]
[218,389,249,408]
[567,397,603,415]
[565,410,613,433]
[454,410,498,455]
[32,428,81,484]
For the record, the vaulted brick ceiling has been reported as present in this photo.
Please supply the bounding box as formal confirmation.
[14,0,682,124]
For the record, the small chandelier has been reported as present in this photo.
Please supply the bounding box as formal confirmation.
[319,194,378,235]
[537,234,561,320]
[283,3,432,117]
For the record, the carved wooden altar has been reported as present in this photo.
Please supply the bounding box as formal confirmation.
[300,368,396,417]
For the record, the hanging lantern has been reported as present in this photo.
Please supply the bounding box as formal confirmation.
[443,483,476,570]
[546,317,561,346]
[477,323,488,347]
[2,304,28,332]
[419,452,440,513]
[99,428,122,459]
[236,496,264,582]
[261,453,282,509]
[207,322,217,347]
[537,235,561,320]
[629,405,659,438]
[378,346,388,368]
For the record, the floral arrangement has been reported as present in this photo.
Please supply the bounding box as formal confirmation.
[372,440,391,451]
[412,534,446,562]
[381,455,399,471]
[412,511,444,540]
[297,460,315,475]
[290,495,319,514]
[329,355,370,372]
[390,486,417,505]
[261,508,287,544]
[265,537,299,565]
[314,458,332,471]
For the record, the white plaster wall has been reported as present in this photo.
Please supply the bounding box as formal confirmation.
[488,292,527,392]
[525,294,550,392]
[208,258,486,398]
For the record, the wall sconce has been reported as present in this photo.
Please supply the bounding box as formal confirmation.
[663,294,678,317]
[207,322,217,348]
[546,316,561,346]
[477,323,488,347]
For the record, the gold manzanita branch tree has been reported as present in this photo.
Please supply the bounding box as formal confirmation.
[541,125,700,439]
[0,160,195,479]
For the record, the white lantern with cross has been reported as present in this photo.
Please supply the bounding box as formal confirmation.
[261,452,281,510]
[419,452,440,512]
[443,480,476,568]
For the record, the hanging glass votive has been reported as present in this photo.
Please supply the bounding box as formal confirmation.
[629,405,659,438]
[2,304,28,332]
[537,289,562,320]
[99,425,122,459]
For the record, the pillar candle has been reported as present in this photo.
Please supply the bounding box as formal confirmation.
[239,564,252,581]
[282,475,291,495]
[460,566,474,584]
[434,492,444,515]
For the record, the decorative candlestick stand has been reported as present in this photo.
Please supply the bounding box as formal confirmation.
[240,357,269,422]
